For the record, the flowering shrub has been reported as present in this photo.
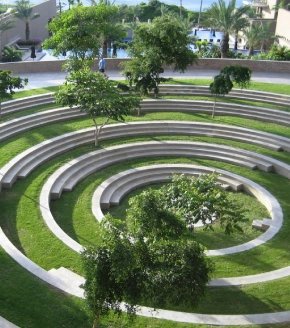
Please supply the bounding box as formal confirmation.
[17,38,41,45]
[253,44,290,61]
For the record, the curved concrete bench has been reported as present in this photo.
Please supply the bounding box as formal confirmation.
[0,107,86,142]
[46,141,279,200]
[158,85,290,108]
[3,86,289,118]
[2,121,290,192]
[140,99,290,126]
[40,155,282,256]
[93,165,243,213]
[1,97,290,144]
[2,93,55,116]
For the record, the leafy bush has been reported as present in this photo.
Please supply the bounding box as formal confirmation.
[17,38,41,45]
[2,46,22,62]
[253,44,290,61]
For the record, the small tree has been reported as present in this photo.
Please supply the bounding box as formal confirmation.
[210,65,252,118]
[121,14,197,98]
[43,4,125,67]
[13,0,40,41]
[158,173,247,234]
[0,70,28,119]
[55,68,140,146]
[82,202,213,327]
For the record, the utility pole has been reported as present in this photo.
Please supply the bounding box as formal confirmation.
[180,0,182,17]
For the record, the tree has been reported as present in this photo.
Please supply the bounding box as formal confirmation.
[156,173,247,233]
[121,14,197,98]
[0,13,15,60]
[0,70,28,119]
[205,0,250,58]
[43,4,125,67]
[81,198,213,327]
[55,68,140,146]
[13,0,40,41]
[81,216,145,328]
[209,65,251,117]
[243,23,264,56]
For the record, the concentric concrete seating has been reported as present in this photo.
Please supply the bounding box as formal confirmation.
[2,94,55,116]
[92,165,243,217]
[0,107,86,142]
[39,162,282,256]
[2,88,290,326]
[140,99,290,126]
[158,85,290,108]
[2,121,290,192]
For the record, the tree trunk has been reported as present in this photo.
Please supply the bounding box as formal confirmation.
[94,128,99,147]
[25,21,30,41]
[92,315,99,328]
[0,101,2,120]
[261,43,266,52]
[248,46,254,56]
[220,33,229,58]
[102,39,108,58]
[234,34,238,50]
[212,95,216,118]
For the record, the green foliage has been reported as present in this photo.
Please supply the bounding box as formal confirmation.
[43,4,125,66]
[205,0,250,58]
[1,46,22,62]
[0,69,28,119]
[127,189,187,241]
[210,73,233,97]
[0,69,28,100]
[55,68,140,145]
[160,173,247,234]
[255,44,290,61]
[210,65,251,117]
[220,65,252,89]
[121,14,197,97]
[81,204,213,326]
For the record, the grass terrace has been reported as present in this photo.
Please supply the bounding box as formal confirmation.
[0,79,290,327]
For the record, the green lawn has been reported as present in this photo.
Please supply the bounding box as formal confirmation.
[0,80,290,328]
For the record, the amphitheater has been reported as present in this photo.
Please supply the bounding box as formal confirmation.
[1,65,290,328]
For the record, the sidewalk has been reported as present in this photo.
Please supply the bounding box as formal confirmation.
[16,69,290,90]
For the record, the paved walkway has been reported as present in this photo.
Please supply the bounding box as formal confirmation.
[16,68,290,90]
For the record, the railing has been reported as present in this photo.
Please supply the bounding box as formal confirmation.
[251,0,268,6]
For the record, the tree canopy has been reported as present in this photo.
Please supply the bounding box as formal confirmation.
[55,68,140,146]
[205,0,250,58]
[210,65,252,117]
[0,70,28,118]
[43,4,126,64]
[121,14,197,97]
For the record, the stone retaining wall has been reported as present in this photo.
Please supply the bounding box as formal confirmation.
[1,57,289,74]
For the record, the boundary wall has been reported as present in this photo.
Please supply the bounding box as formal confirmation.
[1,58,290,74]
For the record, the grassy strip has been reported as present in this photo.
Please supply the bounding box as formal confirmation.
[1,111,290,168]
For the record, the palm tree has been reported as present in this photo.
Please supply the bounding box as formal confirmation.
[258,21,277,52]
[206,0,250,58]
[0,13,15,60]
[13,0,40,41]
[243,23,262,56]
